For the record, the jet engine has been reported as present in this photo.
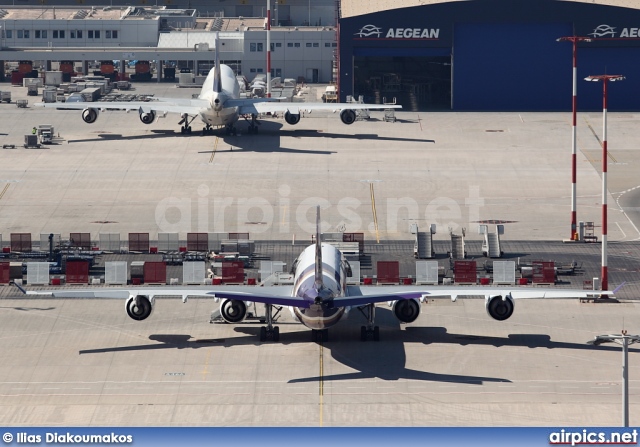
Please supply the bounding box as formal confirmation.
[125,295,155,321]
[139,110,156,125]
[340,109,357,125]
[219,298,248,323]
[284,111,301,125]
[81,108,99,124]
[392,299,421,323]
[485,295,514,321]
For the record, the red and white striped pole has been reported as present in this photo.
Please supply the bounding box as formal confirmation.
[557,36,591,241]
[266,0,271,98]
[585,74,625,291]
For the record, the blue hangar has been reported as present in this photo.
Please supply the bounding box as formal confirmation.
[338,0,640,111]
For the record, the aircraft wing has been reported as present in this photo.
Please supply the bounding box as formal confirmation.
[334,285,612,308]
[35,97,211,116]
[15,284,309,308]
[228,99,402,115]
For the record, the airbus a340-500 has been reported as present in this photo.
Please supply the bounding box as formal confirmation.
[16,208,611,343]
[36,36,401,136]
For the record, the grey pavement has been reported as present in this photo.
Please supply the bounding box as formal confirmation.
[0,297,639,426]
[1,82,639,242]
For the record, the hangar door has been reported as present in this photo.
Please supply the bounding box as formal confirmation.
[353,48,451,111]
[453,22,573,110]
[578,47,640,111]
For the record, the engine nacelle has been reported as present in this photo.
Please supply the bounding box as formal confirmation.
[485,295,515,321]
[340,109,357,125]
[219,298,248,323]
[284,111,301,125]
[125,295,155,321]
[139,110,156,125]
[81,108,99,124]
[392,298,421,323]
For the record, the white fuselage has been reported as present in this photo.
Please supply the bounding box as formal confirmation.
[197,64,241,127]
[290,243,349,330]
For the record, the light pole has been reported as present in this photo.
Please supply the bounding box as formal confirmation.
[266,0,271,98]
[588,331,640,427]
[585,74,624,291]
[557,36,592,241]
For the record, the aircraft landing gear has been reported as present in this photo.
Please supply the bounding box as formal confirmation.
[358,303,380,341]
[201,124,213,136]
[312,329,328,343]
[244,113,261,134]
[259,304,280,342]
[178,113,196,135]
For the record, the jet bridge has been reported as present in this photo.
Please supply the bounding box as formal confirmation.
[480,224,504,258]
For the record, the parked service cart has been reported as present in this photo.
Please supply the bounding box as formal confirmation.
[24,135,40,149]
[16,100,28,108]
[0,91,11,103]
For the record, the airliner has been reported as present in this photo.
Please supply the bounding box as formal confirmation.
[36,36,401,136]
[15,207,612,343]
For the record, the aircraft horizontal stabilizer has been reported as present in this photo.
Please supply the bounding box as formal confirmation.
[330,291,425,308]
[204,290,308,308]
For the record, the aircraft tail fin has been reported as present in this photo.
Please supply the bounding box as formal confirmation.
[213,32,222,93]
[314,206,323,290]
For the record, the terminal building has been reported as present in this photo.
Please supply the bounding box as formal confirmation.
[0,4,337,84]
[339,0,640,111]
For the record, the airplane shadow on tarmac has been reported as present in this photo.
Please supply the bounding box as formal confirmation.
[67,120,434,155]
[77,308,628,385]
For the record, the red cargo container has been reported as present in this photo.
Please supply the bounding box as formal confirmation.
[11,71,25,86]
[66,261,89,284]
[135,60,150,74]
[69,232,91,250]
[18,60,33,74]
[0,262,9,284]
[100,61,115,74]
[454,260,477,284]
[10,233,32,252]
[532,261,556,284]
[59,61,75,74]
[222,261,244,283]
[187,233,209,252]
[377,261,400,284]
[144,261,166,284]
[128,233,150,252]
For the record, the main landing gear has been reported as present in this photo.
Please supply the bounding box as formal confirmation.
[201,124,215,136]
[244,113,260,135]
[179,113,196,135]
[358,303,380,341]
[259,304,281,342]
